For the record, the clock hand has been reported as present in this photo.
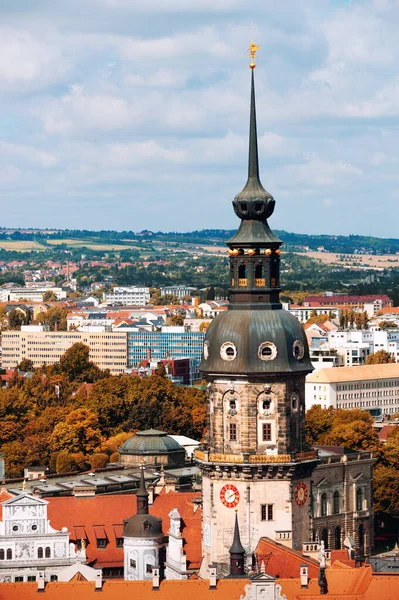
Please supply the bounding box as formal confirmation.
[225,491,235,502]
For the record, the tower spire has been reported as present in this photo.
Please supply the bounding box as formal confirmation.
[229,511,245,577]
[248,41,260,183]
[136,464,149,515]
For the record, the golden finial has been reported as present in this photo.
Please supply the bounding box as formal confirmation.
[248,41,259,69]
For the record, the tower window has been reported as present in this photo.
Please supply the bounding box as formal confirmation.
[130,559,137,570]
[262,423,272,442]
[37,547,43,559]
[254,201,263,213]
[262,399,271,411]
[321,493,328,517]
[240,202,248,213]
[261,504,274,521]
[45,547,51,558]
[333,491,340,514]
[356,488,364,511]
[0,550,4,560]
[229,400,236,410]
[293,340,305,360]
[220,342,237,361]
[258,342,277,361]
[229,423,237,441]
[146,564,152,574]
[6,549,12,560]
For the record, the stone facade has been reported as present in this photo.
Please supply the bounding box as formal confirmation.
[0,493,85,583]
[311,449,374,556]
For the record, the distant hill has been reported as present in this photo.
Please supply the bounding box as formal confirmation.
[1,228,399,255]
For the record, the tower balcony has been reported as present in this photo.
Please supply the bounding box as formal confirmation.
[194,449,317,465]
[238,278,248,287]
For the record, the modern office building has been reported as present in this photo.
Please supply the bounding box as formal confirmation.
[127,328,205,383]
[1,328,128,375]
[102,287,150,306]
[305,363,399,413]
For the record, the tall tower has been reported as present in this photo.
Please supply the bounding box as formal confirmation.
[197,43,316,576]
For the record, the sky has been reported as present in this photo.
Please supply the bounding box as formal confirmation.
[1,0,399,237]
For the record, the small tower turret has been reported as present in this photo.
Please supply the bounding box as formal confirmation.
[229,512,245,577]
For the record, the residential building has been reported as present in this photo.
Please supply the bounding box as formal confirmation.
[160,286,197,299]
[328,329,399,363]
[103,287,150,306]
[285,304,342,324]
[303,294,392,312]
[127,329,205,383]
[8,288,67,302]
[1,330,128,375]
[305,363,399,413]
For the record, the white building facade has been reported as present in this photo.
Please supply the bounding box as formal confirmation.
[103,287,150,306]
[0,493,85,583]
[305,363,399,413]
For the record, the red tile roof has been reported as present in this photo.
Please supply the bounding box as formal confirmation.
[304,294,391,306]
[378,425,398,442]
[255,538,320,579]
[46,490,202,570]
[0,578,249,600]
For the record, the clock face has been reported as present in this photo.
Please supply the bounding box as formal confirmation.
[294,482,308,506]
[220,484,240,508]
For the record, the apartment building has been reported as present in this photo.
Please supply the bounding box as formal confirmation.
[160,285,197,299]
[305,363,399,414]
[303,294,392,312]
[1,328,128,375]
[1,287,67,302]
[102,287,150,306]
[284,303,342,324]
[328,329,399,362]
[127,327,205,384]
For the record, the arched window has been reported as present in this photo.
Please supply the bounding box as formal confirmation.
[238,264,247,283]
[45,547,51,558]
[335,526,341,550]
[356,488,364,511]
[0,549,4,560]
[321,528,329,548]
[321,493,328,516]
[6,549,12,560]
[333,491,340,514]
[255,264,264,279]
[37,547,43,559]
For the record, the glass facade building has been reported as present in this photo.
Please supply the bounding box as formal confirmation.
[127,330,205,384]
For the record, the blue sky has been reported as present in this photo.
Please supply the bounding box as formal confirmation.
[1,0,399,237]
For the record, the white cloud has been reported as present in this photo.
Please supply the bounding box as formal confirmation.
[0,142,57,167]
[0,28,69,92]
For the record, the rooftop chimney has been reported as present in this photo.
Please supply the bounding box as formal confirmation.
[300,564,308,588]
[152,566,160,589]
[37,571,45,592]
[95,569,102,592]
[209,563,217,589]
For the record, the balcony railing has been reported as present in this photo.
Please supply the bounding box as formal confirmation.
[255,278,266,287]
[194,449,317,464]
[238,278,248,287]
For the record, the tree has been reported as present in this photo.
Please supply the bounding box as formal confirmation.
[35,306,68,331]
[17,359,34,372]
[305,405,334,446]
[90,453,109,470]
[199,321,211,332]
[59,343,106,382]
[8,308,30,330]
[50,408,103,454]
[156,362,167,377]
[43,290,58,302]
[167,314,184,326]
[55,451,89,474]
[366,349,395,365]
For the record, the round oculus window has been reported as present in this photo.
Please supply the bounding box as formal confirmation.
[12,525,18,532]
[203,340,209,360]
[31,524,38,531]
[258,342,278,361]
[220,342,237,361]
[293,340,305,360]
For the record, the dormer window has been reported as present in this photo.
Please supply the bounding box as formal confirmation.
[143,521,151,532]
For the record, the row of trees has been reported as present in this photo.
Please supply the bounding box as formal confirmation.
[0,344,206,477]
